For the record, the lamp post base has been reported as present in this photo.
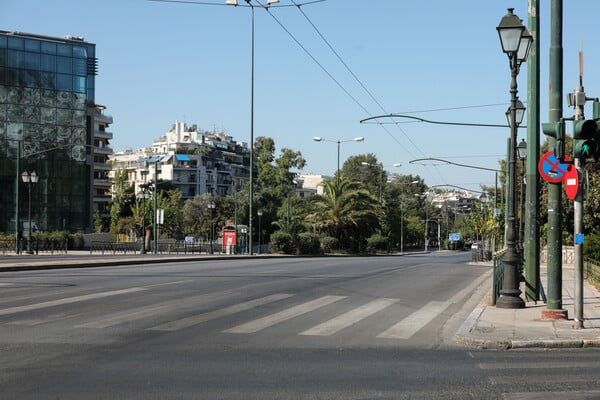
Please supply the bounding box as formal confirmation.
[496,291,526,308]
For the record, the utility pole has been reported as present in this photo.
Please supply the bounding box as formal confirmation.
[544,0,567,319]
[572,84,585,329]
[525,0,541,302]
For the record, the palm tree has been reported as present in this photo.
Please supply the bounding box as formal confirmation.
[306,178,381,252]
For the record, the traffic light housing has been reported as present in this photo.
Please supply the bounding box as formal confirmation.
[542,120,566,162]
[573,119,598,160]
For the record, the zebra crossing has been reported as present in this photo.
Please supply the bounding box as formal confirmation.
[0,286,454,341]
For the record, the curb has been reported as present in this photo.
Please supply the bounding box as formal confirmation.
[454,305,600,350]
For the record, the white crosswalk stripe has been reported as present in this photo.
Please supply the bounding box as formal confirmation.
[300,298,398,336]
[0,287,147,316]
[1,290,457,340]
[224,295,346,334]
[377,300,451,339]
[148,293,294,331]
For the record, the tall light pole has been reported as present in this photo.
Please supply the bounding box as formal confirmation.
[313,136,364,185]
[21,171,38,254]
[496,7,532,309]
[226,0,278,256]
[360,162,401,202]
[207,201,216,254]
[400,180,419,254]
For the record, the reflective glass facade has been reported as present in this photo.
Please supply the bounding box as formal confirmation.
[0,32,97,233]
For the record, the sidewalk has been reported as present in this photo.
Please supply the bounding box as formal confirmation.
[456,265,600,349]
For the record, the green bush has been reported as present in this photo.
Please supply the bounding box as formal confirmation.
[320,236,339,253]
[584,232,600,261]
[269,231,295,254]
[366,233,388,253]
[296,232,321,255]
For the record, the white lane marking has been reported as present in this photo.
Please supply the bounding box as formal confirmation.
[148,293,294,331]
[143,280,193,288]
[0,287,147,316]
[74,290,243,329]
[75,304,172,329]
[224,295,346,334]
[377,300,451,339]
[300,298,399,336]
[8,312,81,326]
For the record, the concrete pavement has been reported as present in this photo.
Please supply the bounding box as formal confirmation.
[456,265,600,349]
[2,252,600,349]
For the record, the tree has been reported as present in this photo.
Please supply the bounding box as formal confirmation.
[110,169,134,236]
[305,178,380,252]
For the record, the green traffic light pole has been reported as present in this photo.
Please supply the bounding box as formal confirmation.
[544,0,566,318]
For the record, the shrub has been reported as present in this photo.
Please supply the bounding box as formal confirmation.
[367,233,388,253]
[296,232,321,255]
[269,231,295,254]
[584,232,600,261]
[320,236,339,253]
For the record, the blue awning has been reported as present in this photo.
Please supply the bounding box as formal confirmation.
[175,154,191,161]
[138,155,163,163]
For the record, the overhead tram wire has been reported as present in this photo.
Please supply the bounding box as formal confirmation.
[290,1,424,160]
[149,1,448,184]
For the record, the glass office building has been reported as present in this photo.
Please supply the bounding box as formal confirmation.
[0,31,98,233]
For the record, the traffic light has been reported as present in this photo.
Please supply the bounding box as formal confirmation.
[573,119,598,160]
[542,120,566,162]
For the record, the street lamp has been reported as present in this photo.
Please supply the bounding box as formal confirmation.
[400,180,419,254]
[225,0,282,255]
[21,171,38,254]
[257,209,263,254]
[313,136,364,185]
[496,7,532,309]
[207,201,216,254]
[137,183,152,254]
[360,162,401,202]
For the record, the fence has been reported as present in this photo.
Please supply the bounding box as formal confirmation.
[491,249,508,305]
[584,258,600,286]
[0,238,68,255]
[491,251,600,305]
[89,240,239,255]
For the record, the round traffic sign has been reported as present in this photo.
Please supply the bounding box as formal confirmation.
[538,151,571,183]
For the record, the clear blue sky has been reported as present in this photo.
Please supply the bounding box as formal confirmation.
[3,0,600,192]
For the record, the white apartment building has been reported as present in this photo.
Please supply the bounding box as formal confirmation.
[110,121,250,199]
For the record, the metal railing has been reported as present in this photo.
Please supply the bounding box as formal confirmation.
[584,257,600,286]
[0,238,68,255]
[492,249,508,305]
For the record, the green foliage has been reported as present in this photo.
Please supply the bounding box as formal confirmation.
[269,230,295,254]
[584,232,600,261]
[296,232,321,255]
[366,233,388,253]
[305,178,380,253]
[319,236,339,253]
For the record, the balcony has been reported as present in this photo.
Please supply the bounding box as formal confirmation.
[94,129,113,140]
[93,178,112,188]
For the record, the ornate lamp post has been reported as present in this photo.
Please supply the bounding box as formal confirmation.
[496,8,532,309]
[21,171,38,254]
